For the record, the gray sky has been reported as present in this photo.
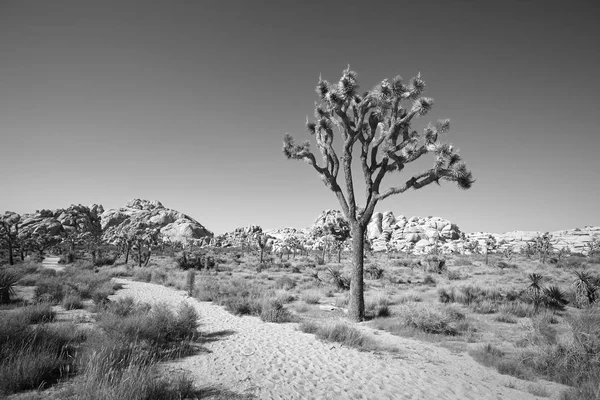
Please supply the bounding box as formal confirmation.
[1,0,599,234]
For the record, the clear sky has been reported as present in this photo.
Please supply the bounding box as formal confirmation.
[1,0,599,235]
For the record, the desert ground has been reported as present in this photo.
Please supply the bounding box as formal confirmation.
[2,246,598,400]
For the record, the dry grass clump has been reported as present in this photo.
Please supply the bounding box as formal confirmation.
[519,308,600,400]
[299,321,377,351]
[469,343,531,380]
[20,302,56,323]
[70,299,200,400]
[301,291,322,304]
[0,314,84,395]
[438,284,503,304]
[260,299,294,323]
[374,303,472,337]
[366,297,391,318]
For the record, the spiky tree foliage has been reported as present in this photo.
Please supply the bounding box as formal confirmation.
[573,270,598,307]
[0,212,21,265]
[283,67,474,321]
[527,273,545,313]
[543,285,569,313]
[0,270,18,304]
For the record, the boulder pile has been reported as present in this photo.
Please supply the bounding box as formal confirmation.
[100,199,213,244]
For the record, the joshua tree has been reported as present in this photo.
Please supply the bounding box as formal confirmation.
[0,212,20,265]
[573,270,597,307]
[484,235,497,265]
[257,233,269,264]
[283,67,474,320]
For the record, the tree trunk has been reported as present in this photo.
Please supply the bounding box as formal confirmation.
[144,249,151,267]
[348,223,365,322]
[138,246,142,267]
[338,247,342,264]
[125,246,130,264]
[8,242,14,265]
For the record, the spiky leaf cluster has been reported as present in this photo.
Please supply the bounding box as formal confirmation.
[283,67,474,224]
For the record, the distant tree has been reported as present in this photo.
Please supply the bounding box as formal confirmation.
[484,235,497,265]
[0,212,21,265]
[23,226,62,259]
[283,67,474,321]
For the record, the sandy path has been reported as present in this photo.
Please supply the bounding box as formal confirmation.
[42,256,65,272]
[111,278,562,400]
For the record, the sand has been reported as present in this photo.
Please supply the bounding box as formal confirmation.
[111,278,565,400]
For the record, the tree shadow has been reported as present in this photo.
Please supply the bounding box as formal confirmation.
[199,329,237,343]
[191,386,256,399]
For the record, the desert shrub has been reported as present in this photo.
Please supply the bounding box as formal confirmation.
[21,302,56,323]
[471,299,499,314]
[497,260,518,269]
[424,255,447,274]
[301,292,321,304]
[499,301,534,318]
[98,302,199,356]
[94,254,117,267]
[495,313,517,324]
[34,278,65,304]
[423,274,436,285]
[395,303,460,335]
[398,292,422,303]
[275,275,296,290]
[222,296,263,316]
[438,284,502,305]
[446,269,463,280]
[133,268,152,283]
[62,294,84,310]
[519,308,600,398]
[451,256,473,266]
[469,343,531,380]
[73,259,95,270]
[260,299,294,323]
[0,270,19,304]
[367,297,391,318]
[299,321,375,350]
[91,281,116,306]
[365,264,384,280]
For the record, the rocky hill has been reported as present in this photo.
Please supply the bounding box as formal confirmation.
[18,204,103,241]
[100,199,213,244]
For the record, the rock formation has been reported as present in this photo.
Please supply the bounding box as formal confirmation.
[100,199,213,244]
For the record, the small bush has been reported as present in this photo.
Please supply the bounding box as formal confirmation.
[365,264,384,280]
[260,299,293,323]
[301,292,321,304]
[133,269,152,283]
[497,260,518,269]
[62,294,84,310]
[299,321,375,350]
[423,274,436,285]
[275,276,296,290]
[395,303,459,335]
[446,269,463,280]
[34,278,65,304]
[21,302,56,323]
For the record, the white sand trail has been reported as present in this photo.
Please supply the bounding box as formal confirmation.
[111,278,563,400]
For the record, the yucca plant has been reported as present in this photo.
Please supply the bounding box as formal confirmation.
[527,273,545,313]
[543,285,569,313]
[0,270,19,304]
[573,270,598,307]
[326,267,350,291]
